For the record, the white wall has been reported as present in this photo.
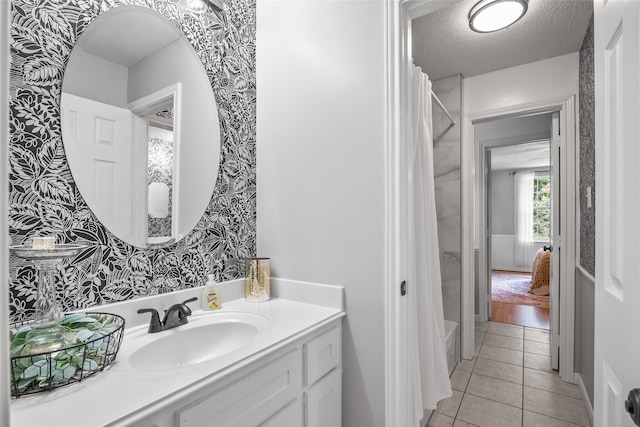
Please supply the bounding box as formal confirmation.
[256,1,386,426]
[491,235,545,272]
[63,50,128,107]
[465,53,579,116]
[490,171,514,235]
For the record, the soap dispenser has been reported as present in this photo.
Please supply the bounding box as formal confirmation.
[202,274,221,310]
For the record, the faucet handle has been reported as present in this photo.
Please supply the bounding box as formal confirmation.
[181,297,198,315]
[137,308,163,333]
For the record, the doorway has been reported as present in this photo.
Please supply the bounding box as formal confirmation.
[471,105,572,374]
[485,138,553,330]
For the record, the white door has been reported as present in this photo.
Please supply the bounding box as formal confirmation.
[594,1,640,426]
[550,112,561,371]
[485,148,492,319]
[61,94,141,245]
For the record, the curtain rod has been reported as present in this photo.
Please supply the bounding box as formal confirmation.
[508,169,550,175]
[431,92,455,126]
[432,91,456,143]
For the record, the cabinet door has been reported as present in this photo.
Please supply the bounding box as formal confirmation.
[304,326,341,386]
[260,399,303,427]
[305,369,341,427]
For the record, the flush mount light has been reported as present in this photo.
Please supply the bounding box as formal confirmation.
[469,0,528,33]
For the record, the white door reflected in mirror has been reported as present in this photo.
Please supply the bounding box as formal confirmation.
[60,5,220,249]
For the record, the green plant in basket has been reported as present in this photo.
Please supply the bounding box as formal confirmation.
[9,312,123,395]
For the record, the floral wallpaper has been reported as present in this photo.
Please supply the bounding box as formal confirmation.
[579,14,595,276]
[147,136,174,238]
[8,0,256,322]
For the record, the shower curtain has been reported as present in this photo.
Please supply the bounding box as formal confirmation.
[409,66,452,422]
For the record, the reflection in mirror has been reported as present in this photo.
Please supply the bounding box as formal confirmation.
[61,5,220,249]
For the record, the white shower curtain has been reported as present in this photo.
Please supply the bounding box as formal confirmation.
[409,66,452,423]
[515,171,535,266]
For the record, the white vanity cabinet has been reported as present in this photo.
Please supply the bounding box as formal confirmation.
[303,326,342,427]
[134,320,342,427]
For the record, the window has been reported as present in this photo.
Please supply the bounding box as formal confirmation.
[532,176,551,239]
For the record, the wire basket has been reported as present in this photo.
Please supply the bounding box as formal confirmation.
[9,312,125,398]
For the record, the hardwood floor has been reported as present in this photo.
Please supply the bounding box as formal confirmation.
[490,301,550,330]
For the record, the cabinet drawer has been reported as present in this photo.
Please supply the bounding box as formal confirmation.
[177,349,302,427]
[259,398,303,426]
[304,326,341,386]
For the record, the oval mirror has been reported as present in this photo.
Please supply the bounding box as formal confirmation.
[61,5,220,249]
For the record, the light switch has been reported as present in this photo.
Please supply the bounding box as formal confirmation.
[586,186,592,208]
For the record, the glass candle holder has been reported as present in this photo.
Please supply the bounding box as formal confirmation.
[245,258,271,302]
[9,243,89,354]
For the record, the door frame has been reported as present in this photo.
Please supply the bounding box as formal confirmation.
[384,1,463,425]
[475,117,556,323]
[128,83,183,243]
[1,0,11,424]
[463,96,577,382]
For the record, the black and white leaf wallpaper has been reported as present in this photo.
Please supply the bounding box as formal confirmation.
[147,136,174,238]
[579,14,595,276]
[8,0,256,322]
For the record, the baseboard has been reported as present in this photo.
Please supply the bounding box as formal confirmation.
[575,373,594,426]
[421,409,432,427]
[492,266,532,273]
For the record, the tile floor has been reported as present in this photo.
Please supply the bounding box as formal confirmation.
[427,321,591,427]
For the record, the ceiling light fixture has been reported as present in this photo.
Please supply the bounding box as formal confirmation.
[469,0,528,33]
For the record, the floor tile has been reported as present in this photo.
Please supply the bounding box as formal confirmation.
[473,356,523,385]
[435,389,464,418]
[523,368,582,399]
[427,412,455,427]
[524,353,553,372]
[524,340,551,356]
[466,373,523,408]
[524,386,590,426]
[475,322,489,332]
[483,332,524,351]
[487,322,525,339]
[523,410,584,427]
[478,343,523,366]
[457,394,522,427]
[441,320,587,427]
[525,329,550,344]
[457,357,476,373]
[525,326,550,333]
[474,341,481,356]
[451,369,471,392]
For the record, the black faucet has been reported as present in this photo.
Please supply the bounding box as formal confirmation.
[137,297,198,333]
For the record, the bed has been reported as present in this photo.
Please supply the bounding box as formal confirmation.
[530,248,550,296]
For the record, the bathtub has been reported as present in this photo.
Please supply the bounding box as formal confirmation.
[444,320,458,375]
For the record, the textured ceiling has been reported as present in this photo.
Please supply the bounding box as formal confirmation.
[412,0,593,80]
[77,6,182,67]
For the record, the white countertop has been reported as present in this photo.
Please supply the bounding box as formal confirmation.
[10,279,344,427]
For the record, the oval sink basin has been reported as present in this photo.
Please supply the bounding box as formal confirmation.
[126,312,270,371]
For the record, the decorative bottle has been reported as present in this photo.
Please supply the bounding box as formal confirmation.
[201,274,221,310]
